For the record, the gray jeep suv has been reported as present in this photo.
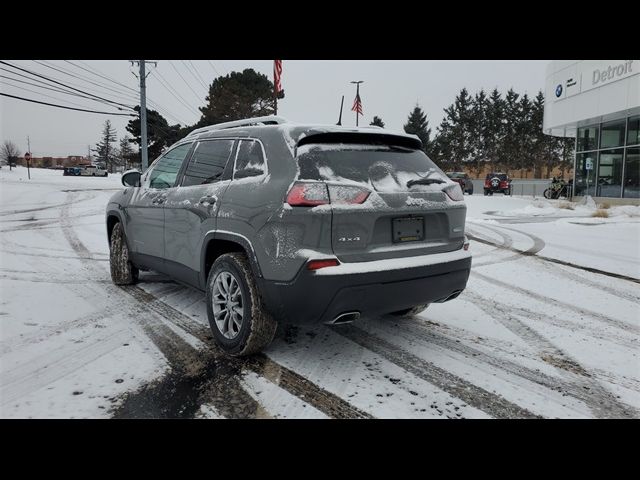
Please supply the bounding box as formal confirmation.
[106,116,471,356]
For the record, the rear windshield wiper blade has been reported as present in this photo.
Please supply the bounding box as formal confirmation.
[406,177,446,188]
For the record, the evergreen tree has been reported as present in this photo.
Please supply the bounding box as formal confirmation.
[93,120,117,172]
[499,88,521,173]
[118,136,136,170]
[198,69,275,127]
[469,89,489,177]
[126,106,181,163]
[484,88,505,173]
[403,104,433,155]
[370,116,385,128]
[435,88,474,171]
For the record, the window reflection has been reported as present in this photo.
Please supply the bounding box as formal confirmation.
[596,149,623,197]
[623,147,639,198]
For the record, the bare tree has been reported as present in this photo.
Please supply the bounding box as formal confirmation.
[1,140,21,171]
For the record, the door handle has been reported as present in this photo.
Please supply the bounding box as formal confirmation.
[199,195,217,205]
[152,197,166,205]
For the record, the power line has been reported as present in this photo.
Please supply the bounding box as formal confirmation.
[0,61,135,111]
[169,60,203,103]
[0,72,134,109]
[150,69,200,117]
[1,93,136,116]
[207,60,221,77]
[69,60,188,124]
[184,60,208,91]
[1,79,116,111]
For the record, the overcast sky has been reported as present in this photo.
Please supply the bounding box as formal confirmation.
[0,60,549,157]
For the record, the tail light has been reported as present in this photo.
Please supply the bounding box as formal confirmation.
[286,182,330,206]
[444,183,464,201]
[307,259,340,270]
[286,182,370,207]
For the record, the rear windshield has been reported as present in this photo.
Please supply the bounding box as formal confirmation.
[296,143,447,192]
[447,172,465,179]
[486,173,508,180]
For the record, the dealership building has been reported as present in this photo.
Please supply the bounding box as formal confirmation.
[543,60,639,202]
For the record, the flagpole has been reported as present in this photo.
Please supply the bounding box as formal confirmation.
[273,61,278,115]
[350,80,363,127]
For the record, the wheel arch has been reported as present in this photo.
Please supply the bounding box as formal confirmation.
[200,231,263,289]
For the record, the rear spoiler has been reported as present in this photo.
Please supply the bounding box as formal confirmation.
[296,132,422,151]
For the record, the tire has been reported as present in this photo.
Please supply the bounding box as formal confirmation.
[543,188,552,199]
[109,222,138,285]
[206,252,277,356]
[484,189,489,196]
[389,304,429,317]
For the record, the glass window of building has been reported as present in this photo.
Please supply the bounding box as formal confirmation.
[577,125,599,151]
[600,120,626,149]
[627,116,639,146]
[575,152,598,196]
[623,147,639,198]
[596,149,624,197]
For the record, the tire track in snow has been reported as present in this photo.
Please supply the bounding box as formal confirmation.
[332,324,540,419]
[380,315,633,416]
[471,270,640,335]
[464,290,639,419]
[124,285,372,419]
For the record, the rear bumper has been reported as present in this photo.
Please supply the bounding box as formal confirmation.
[258,249,471,325]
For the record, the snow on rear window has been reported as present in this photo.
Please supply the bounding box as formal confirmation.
[296,143,448,193]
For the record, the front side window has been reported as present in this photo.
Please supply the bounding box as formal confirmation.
[148,143,192,189]
[234,140,266,179]
[182,139,234,187]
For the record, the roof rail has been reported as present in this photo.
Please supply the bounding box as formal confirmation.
[186,115,288,137]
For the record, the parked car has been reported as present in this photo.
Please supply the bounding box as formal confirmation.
[446,172,474,195]
[106,116,472,356]
[63,166,82,176]
[81,165,108,177]
[484,172,512,195]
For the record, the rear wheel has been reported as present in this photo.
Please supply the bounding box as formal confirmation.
[206,252,277,356]
[109,222,138,285]
[543,188,552,199]
[389,304,429,317]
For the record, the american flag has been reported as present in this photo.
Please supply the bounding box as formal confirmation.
[351,91,363,115]
[274,60,283,95]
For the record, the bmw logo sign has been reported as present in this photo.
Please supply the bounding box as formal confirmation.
[555,84,563,98]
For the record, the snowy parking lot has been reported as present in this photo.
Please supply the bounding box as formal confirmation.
[1,166,639,418]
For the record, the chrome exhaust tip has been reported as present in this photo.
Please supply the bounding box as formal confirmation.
[327,311,361,325]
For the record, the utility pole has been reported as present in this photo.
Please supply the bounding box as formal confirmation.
[131,60,157,171]
[26,136,31,179]
[350,81,364,127]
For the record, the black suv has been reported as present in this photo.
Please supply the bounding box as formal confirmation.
[106,116,472,356]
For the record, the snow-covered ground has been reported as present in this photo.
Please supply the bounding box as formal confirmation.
[1,166,638,418]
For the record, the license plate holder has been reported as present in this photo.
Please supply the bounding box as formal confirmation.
[392,216,424,243]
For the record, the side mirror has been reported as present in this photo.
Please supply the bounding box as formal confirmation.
[122,169,141,187]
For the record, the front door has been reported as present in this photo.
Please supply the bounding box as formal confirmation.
[126,142,193,264]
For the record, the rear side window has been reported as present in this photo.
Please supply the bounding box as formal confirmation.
[296,143,446,192]
[149,143,192,189]
[182,139,234,187]
[234,140,266,179]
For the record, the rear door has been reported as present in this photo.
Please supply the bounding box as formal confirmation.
[126,142,193,262]
[163,138,236,282]
[296,142,467,263]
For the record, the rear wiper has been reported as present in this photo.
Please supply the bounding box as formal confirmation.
[406,177,446,188]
